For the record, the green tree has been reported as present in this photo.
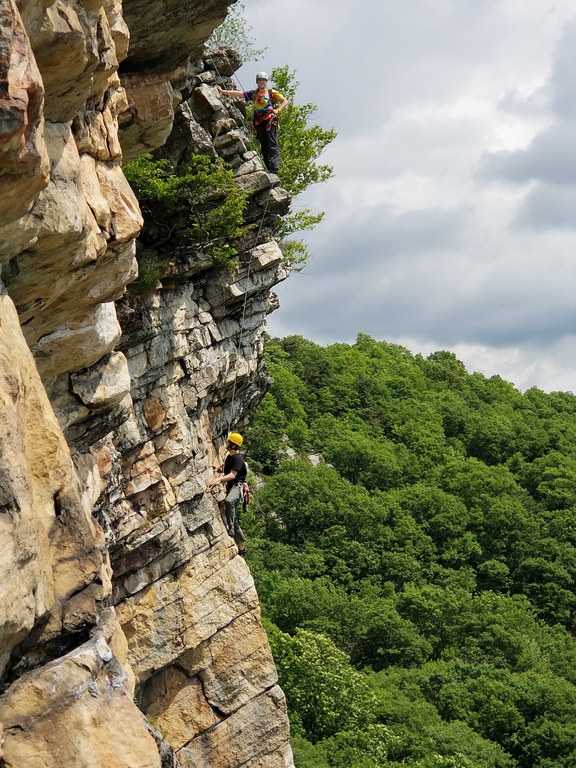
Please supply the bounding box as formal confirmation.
[367,667,515,768]
[270,66,337,268]
[206,1,266,61]
[253,459,383,545]
[245,334,576,767]
[272,65,336,197]
[267,624,376,742]
[123,153,247,283]
[314,417,402,490]
[519,451,576,510]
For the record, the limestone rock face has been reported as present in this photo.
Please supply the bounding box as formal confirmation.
[1,0,140,372]
[22,0,129,123]
[179,687,293,768]
[0,289,110,681]
[0,1,295,767]
[0,610,160,768]
[119,71,180,162]
[0,0,49,233]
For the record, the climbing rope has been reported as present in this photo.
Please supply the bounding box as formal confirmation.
[205,47,247,92]
[205,50,276,440]
[225,188,272,437]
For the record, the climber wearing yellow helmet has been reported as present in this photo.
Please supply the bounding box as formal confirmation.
[206,432,247,556]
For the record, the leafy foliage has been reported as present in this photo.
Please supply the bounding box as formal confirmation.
[269,65,337,270]
[272,65,337,198]
[267,624,376,740]
[206,1,266,61]
[123,153,247,285]
[242,335,576,768]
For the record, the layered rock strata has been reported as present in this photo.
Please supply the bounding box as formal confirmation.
[0,1,294,766]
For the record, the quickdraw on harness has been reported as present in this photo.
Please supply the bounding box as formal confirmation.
[238,481,250,511]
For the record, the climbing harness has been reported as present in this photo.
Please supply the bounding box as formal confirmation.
[252,91,279,121]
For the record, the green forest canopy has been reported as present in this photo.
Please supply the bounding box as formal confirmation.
[242,335,576,768]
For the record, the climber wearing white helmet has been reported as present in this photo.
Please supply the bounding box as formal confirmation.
[216,72,288,173]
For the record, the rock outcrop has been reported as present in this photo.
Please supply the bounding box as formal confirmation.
[0,2,294,767]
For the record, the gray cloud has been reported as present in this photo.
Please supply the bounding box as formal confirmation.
[481,123,576,186]
[516,183,576,229]
[549,22,576,119]
[310,205,470,272]
[273,233,576,349]
[480,24,576,233]
[480,24,576,185]
[238,0,576,391]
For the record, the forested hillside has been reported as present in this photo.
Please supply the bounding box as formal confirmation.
[242,334,576,768]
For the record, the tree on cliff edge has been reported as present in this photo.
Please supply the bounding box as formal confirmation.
[270,65,337,268]
[209,8,337,269]
[207,2,266,62]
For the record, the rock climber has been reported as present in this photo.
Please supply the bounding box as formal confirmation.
[216,72,288,173]
[206,432,247,556]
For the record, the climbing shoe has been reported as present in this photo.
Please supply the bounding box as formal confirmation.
[238,548,247,557]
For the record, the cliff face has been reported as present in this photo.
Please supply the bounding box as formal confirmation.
[0,2,293,767]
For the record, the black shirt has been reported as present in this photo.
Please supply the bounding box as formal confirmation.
[224,452,247,491]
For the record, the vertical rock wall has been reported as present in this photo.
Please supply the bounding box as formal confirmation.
[0,2,294,766]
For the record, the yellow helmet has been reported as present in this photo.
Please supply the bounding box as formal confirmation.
[227,432,243,447]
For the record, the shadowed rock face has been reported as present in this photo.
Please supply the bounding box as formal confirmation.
[0,1,295,767]
[121,0,231,71]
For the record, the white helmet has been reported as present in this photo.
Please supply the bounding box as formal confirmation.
[256,71,268,81]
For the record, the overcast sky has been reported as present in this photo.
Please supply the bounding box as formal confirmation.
[236,0,576,393]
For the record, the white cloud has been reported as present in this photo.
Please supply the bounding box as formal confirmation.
[394,336,576,394]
